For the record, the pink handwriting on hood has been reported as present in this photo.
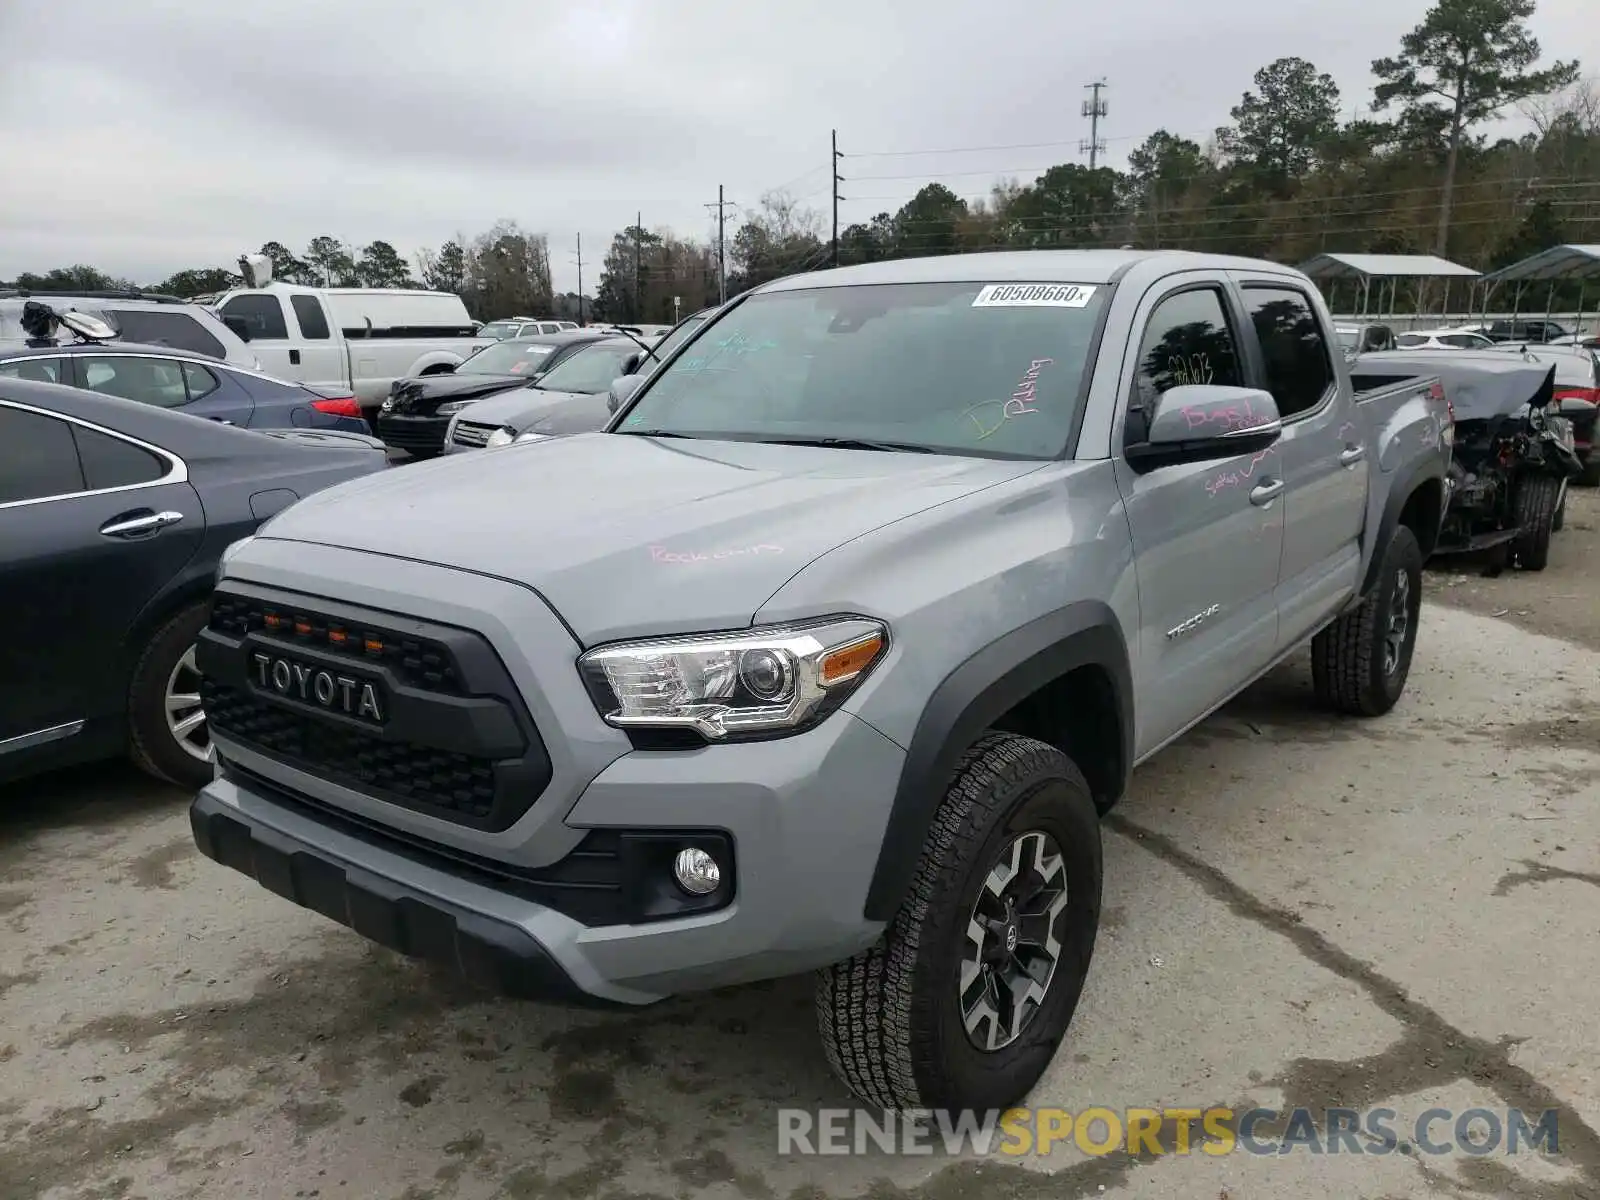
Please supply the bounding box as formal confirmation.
[650,544,785,564]
[1005,357,1054,417]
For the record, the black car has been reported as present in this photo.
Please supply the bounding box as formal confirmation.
[375,330,615,457]
[0,376,389,789]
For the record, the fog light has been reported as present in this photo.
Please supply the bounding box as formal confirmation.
[672,847,721,895]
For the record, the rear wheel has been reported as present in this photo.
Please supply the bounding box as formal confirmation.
[816,733,1102,1111]
[128,601,215,790]
[1312,524,1423,717]
[1510,474,1559,571]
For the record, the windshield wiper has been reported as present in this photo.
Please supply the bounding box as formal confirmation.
[751,435,937,453]
[620,428,698,439]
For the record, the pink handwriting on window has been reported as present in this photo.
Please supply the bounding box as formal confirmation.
[1006,357,1054,417]
[1204,449,1275,496]
[649,544,784,564]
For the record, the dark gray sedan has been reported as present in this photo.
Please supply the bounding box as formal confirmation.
[0,376,388,788]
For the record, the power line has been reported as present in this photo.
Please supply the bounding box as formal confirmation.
[1081,79,1108,170]
[839,134,1148,159]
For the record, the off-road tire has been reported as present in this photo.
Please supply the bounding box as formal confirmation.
[1510,474,1559,571]
[128,600,214,790]
[1311,524,1423,717]
[816,733,1102,1111]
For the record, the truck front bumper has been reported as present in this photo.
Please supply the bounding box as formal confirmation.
[192,708,908,1007]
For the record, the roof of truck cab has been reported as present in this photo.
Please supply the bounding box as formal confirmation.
[755,249,1306,292]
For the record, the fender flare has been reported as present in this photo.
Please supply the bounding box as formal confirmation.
[861,601,1133,922]
[1359,458,1446,599]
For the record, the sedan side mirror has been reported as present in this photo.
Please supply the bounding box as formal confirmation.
[607,373,645,414]
[1125,385,1282,472]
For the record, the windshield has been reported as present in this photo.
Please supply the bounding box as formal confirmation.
[613,281,1108,457]
[459,340,556,375]
[478,322,519,340]
[535,342,641,393]
[643,314,708,372]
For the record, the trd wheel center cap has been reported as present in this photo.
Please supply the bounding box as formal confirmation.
[1004,925,1019,954]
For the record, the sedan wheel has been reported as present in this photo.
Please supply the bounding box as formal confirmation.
[165,643,213,765]
[129,600,217,790]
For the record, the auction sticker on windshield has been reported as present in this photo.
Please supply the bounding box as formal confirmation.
[972,283,1097,308]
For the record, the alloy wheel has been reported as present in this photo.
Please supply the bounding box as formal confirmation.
[1383,567,1411,677]
[164,643,213,764]
[959,830,1070,1052]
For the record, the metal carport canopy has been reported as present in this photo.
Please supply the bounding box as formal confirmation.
[1479,244,1600,283]
[1296,253,1482,281]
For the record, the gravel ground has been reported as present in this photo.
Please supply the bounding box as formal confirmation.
[2,496,1597,1200]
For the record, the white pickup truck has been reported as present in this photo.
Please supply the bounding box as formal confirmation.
[210,254,491,425]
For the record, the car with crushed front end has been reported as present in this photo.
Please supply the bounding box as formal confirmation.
[189,249,1452,1112]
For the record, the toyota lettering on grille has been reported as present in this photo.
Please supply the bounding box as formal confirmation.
[252,653,385,724]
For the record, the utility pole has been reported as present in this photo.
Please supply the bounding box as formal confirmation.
[1080,79,1108,170]
[704,185,736,305]
[831,129,844,268]
[633,211,642,322]
[572,234,584,325]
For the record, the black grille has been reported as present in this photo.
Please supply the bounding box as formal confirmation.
[203,680,498,820]
[209,593,462,694]
[200,585,554,831]
[376,415,449,454]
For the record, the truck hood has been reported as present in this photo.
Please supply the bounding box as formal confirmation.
[252,431,1041,643]
[451,385,596,430]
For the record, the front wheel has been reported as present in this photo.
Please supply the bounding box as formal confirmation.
[128,601,215,790]
[816,733,1102,1111]
[1510,474,1559,570]
[1311,524,1423,717]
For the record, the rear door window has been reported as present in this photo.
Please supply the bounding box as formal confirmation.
[72,426,168,489]
[108,309,227,359]
[80,356,191,407]
[290,295,331,339]
[183,362,222,401]
[0,406,87,503]
[1241,286,1336,419]
[221,294,289,340]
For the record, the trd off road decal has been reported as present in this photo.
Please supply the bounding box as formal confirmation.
[971,283,1097,308]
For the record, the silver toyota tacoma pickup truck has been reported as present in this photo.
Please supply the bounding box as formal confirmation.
[190,250,1452,1112]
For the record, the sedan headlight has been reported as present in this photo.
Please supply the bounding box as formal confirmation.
[578,617,888,741]
[485,426,516,448]
[435,400,470,415]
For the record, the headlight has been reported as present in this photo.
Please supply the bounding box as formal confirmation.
[514,430,549,444]
[485,426,515,448]
[435,400,469,415]
[578,617,888,741]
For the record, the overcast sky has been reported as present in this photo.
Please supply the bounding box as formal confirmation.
[0,0,1592,293]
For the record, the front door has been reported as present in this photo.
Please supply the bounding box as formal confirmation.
[1112,277,1286,756]
[1234,281,1370,648]
[0,402,205,744]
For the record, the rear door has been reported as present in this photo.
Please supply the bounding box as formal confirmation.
[1112,275,1285,755]
[0,400,205,746]
[1234,279,1369,648]
[287,294,347,394]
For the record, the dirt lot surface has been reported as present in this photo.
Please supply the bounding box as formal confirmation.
[3,500,1598,1199]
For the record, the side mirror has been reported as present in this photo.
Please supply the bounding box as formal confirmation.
[1125,385,1282,472]
[222,315,252,342]
[607,373,645,414]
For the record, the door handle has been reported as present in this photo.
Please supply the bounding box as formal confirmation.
[1339,445,1366,467]
[289,349,301,366]
[100,510,185,539]
[207,417,236,425]
[1249,479,1285,506]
